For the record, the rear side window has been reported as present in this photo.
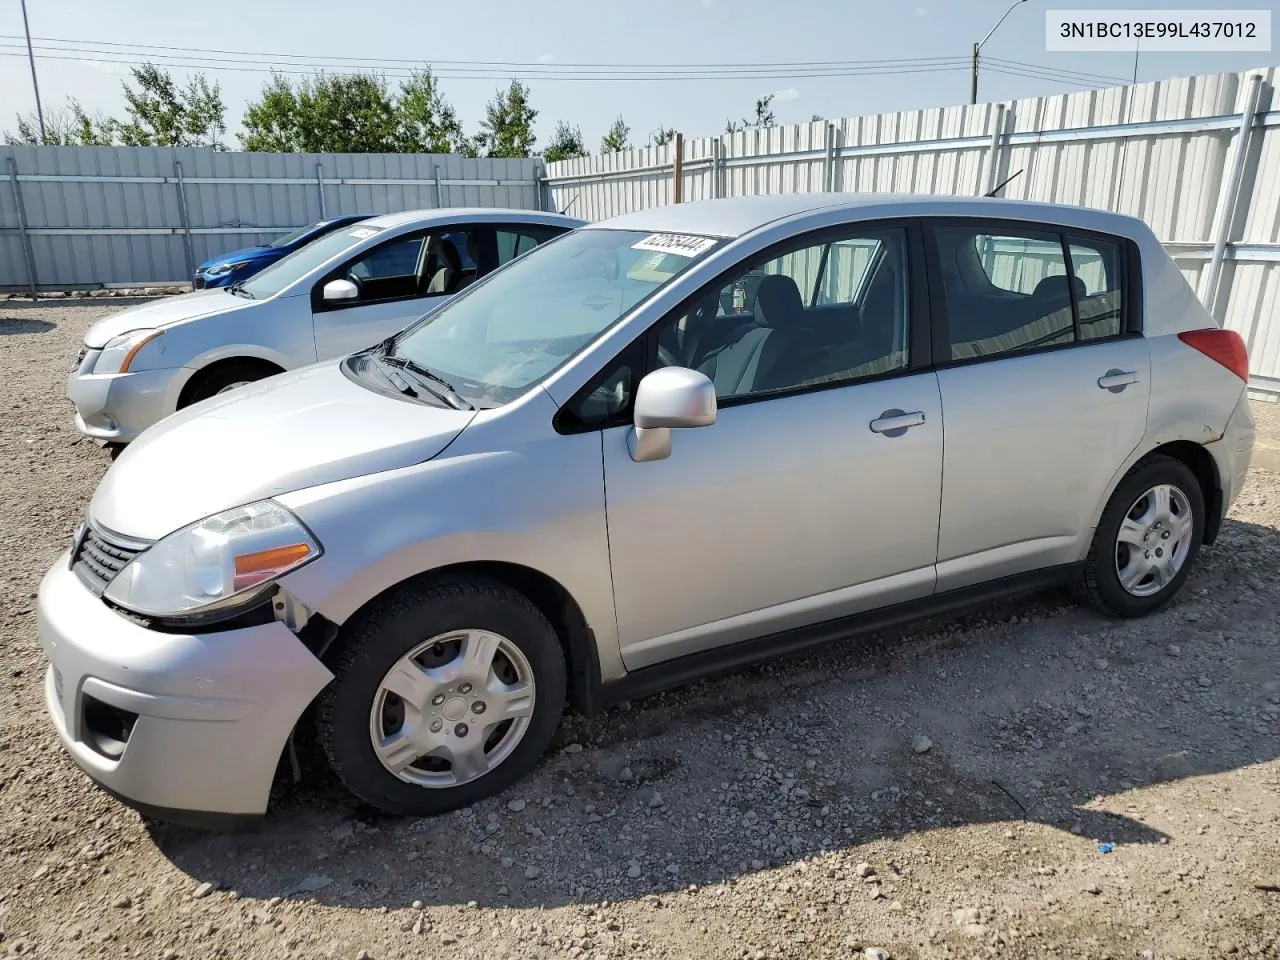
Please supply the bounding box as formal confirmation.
[930,223,1126,362]
[1068,237,1123,341]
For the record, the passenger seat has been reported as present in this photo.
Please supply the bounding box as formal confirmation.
[695,275,804,397]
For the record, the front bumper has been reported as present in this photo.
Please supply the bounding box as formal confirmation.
[38,552,333,823]
[67,358,191,443]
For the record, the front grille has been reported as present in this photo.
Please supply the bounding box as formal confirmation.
[192,276,206,289]
[72,524,147,597]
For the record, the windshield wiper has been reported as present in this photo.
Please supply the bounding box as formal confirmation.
[227,281,255,299]
[377,338,472,410]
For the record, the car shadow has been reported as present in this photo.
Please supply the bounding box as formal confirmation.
[139,516,1279,912]
[0,317,55,335]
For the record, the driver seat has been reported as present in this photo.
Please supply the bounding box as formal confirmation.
[425,238,463,294]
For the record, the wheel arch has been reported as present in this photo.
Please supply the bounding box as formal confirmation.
[177,354,288,408]
[1091,433,1224,550]
[315,561,604,718]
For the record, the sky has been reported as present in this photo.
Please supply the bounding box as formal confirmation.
[1,0,1278,149]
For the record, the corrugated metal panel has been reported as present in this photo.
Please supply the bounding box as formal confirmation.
[544,66,1280,392]
[0,145,544,290]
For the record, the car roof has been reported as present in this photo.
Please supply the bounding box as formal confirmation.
[585,193,1149,241]
[359,208,586,231]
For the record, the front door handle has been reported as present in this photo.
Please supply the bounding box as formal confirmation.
[869,409,926,436]
[1098,369,1139,392]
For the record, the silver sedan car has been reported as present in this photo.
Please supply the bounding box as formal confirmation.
[66,208,583,443]
[39,192,1254,826]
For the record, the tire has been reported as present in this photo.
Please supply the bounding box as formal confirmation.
[1079,455,1205,617]
[316,576,567,817]
[180,361,278,407]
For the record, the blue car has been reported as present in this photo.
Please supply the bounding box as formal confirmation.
[192,215,371,289]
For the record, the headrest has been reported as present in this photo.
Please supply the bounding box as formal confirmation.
[754,274,805,326]
[1032,274,1086,301]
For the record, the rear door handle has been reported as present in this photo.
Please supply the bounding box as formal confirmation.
[869,409,926,436]
[1097,369,1139,391]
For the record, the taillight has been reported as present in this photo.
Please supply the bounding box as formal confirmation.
[1178,328,1249,382]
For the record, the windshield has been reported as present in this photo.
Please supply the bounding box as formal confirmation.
[386,228,724,407]
[239,224,385,299]
[269,221,328,248]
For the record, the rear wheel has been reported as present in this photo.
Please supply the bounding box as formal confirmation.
[1079,455,1204,617]
[316,577,566,816]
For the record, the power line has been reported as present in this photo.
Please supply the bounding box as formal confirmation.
[0,34,970,74]
[986,57,1130,86]
[0,46,974,82]
[984,63,1126,89]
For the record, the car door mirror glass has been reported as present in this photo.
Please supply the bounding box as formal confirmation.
[323,278,359,302]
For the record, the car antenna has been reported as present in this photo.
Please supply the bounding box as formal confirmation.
[985,169,1023,197]
[559,193,580,216]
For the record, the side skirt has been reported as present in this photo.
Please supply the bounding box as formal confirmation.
[582,564,1082,715]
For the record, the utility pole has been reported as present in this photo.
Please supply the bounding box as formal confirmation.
[971,0,1029,105]
[20,0,47,142]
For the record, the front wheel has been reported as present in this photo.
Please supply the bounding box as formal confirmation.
[316,577,567,816]
[1079,455,1205,617]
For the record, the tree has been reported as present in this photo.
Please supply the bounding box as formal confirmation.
[475,80,537,158]
[724,94,777,134]
[240,72,399,153]
[543,120,586,163]
[116,63,226,148]
[601,115,631,153]
[396,68,467,153]
[810,113,824,122]
[5,98,115,146]
[650,126,676,146]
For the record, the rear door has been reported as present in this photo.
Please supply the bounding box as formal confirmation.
[927,219,1150,591]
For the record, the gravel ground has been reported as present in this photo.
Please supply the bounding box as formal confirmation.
[2,298,1278,960]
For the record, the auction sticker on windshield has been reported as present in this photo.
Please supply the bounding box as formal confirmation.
[631,233,717,257]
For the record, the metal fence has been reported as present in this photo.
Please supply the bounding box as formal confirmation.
[545,66,1280,400]
[1,145,548,292]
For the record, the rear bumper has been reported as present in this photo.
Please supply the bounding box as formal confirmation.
[39,553,333,822]
[1207,389,1255,522]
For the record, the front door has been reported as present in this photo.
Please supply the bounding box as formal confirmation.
[311,226,487,359]
[926,220,1151,590]
[596,222,945,670]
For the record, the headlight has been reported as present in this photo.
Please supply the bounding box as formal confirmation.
[90,329,164,374]
[207,260,251,275]
[103,500,321,619]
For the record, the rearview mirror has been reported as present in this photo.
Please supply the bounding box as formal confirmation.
[628,366,717,462]
[323,278,359,301]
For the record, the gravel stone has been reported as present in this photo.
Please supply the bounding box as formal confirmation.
[911,735,933,754]
[3,301,1279,960]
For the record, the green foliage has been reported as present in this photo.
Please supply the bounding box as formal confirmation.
[240,72,399,153]
[725,93,776,134]
[650,126,676,146]
[601,115,631,153]
[475,80,538,158]
[396,68,468,154]
[5,98,115,146]
[116,63,226,148]
[543,120,587,163]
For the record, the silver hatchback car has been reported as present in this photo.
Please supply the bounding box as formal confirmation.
[39,193,1255,826]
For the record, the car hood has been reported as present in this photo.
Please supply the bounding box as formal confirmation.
[83,289,258,348]
[89,360,476,541]
[197,245,276,270]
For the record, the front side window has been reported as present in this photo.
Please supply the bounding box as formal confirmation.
[933,224,1096,361]
[239,224,385,299]
[384,229,723,407]
[652,226,910,402]
[324,227,487,307]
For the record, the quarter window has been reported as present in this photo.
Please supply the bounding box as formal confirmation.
[932,223,1125,362]
[653,227,910,402]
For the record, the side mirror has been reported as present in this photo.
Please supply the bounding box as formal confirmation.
[322,278,359,302]
[628,366,717,462]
